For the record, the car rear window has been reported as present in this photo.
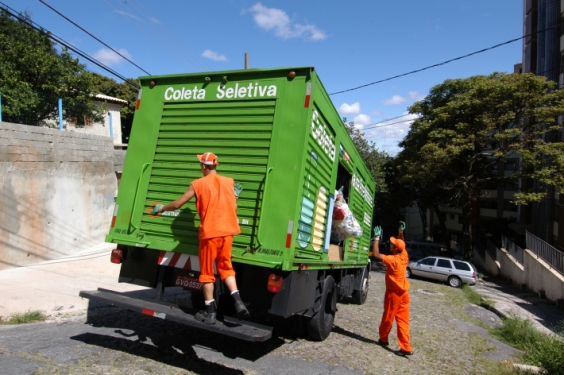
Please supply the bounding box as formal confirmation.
[453,261,472,271]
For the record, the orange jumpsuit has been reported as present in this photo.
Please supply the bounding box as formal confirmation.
[379,249,412,352]
[191,174,241,284]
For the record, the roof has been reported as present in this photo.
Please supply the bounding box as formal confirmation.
[94,94,128,105]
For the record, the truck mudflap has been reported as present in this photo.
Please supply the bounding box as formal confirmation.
[79,288,272,342]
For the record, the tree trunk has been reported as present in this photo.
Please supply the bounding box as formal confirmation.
[416,201,428,240]
[432,204,448,247]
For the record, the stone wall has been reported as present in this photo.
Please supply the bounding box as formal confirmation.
[0,122,117,270]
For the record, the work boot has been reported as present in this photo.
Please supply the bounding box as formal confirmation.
[231,291,249,320]
[195,300,216,325]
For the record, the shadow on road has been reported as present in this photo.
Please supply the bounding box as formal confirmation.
[73,307,293,373]
[72,331,245,375]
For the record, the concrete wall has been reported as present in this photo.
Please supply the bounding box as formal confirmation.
[491,245,564,303]
[523,250,564,302]
[0,122,117,270]
[497,248,526,286]
[484,249,500,276]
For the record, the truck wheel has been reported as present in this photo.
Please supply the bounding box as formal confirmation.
[307,275,336,341]
[352,267,369,305]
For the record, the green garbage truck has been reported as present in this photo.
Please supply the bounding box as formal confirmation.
[80,67,376,342]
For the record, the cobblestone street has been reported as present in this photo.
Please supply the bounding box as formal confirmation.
[0,267,525,374]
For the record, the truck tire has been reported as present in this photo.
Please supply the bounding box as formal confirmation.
[307,275,336,341]
[352,267,369,305]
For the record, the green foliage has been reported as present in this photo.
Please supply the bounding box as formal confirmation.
[396,72,564,257]
[0,310,47,324]
[490,317,564,374]
[0,10,103,126]
[400,72,564,207]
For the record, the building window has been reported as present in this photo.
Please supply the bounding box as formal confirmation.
[481,200,497,210]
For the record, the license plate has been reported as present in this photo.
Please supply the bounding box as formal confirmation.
[175,275,203,291]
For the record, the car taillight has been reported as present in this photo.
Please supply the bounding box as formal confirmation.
[110,249,123,264]
[267,274,283,293]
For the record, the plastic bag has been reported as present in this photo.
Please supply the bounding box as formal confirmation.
[331,188,363,241]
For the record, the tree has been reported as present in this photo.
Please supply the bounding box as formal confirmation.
[397,72,564,259]
[0,10,103,126]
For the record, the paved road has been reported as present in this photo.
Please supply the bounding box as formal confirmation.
[1,245,563,374]
[0,269,527,375]
[0,310,360,375]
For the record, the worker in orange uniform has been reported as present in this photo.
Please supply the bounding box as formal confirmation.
[151,152,249,325]
[371,221,413,355]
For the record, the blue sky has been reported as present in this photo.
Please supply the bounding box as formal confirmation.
[3,0,523,155]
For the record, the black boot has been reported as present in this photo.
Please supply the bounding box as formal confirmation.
[231,291,249,320]
[195,300,216,325]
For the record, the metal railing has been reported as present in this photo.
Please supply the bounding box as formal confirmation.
[502,235,524,265]
[526,231,564,276]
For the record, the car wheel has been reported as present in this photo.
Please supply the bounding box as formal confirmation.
[448,276,462,288]
[406,267,412,278]
[307,275,337,341]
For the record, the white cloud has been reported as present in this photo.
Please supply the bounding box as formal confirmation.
[148,17,160,25]
[245,3,327,41]
[364,112,420,156]
[339,102,360,115]
[352,114,372,128]
[202,49,228,62]
[92,48,132,66]
[383,95,407,105]
[383,91,425,105]
[371,109,383,115]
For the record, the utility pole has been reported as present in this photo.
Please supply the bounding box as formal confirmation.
[245,53,249,69]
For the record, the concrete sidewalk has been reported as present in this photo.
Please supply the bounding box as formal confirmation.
[474,276,564,336]
[0,243,150,319]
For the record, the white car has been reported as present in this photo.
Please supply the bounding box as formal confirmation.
[406,256,477,288]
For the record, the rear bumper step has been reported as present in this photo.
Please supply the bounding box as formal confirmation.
[79,289,272,342]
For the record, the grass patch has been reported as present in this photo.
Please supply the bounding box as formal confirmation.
[462,284,493,308]
[0,310,48,325]
[490,317,564,374]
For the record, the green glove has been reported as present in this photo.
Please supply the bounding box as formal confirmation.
[399,221,406,231]
[151,204,163,215]
[234,183,243,200]
[373,226,382,238]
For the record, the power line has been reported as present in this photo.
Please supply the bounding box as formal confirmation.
[0,3,139,90]
[117,0,211,71]
[329,22,564,96]
[364,117,417,131]
[103,0,204,72]
[39,0,151,76]
[346,113,415,131]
